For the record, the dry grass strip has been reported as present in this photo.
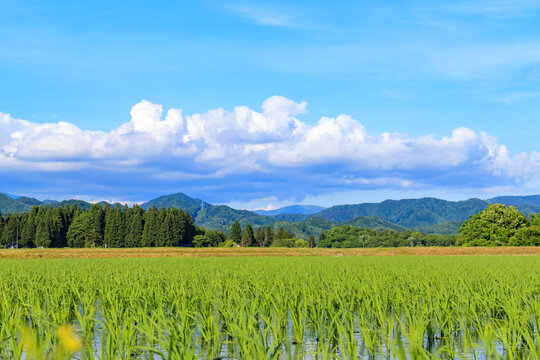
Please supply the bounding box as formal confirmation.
[1,246,540,259]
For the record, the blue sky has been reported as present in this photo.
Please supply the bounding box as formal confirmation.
[1,0,540,209]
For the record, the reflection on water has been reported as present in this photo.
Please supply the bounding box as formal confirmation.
[71,307,529,359]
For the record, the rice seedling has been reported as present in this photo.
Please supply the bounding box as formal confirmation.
[0,256,538,359]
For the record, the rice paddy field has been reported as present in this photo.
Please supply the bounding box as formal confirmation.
[0,255,539,359]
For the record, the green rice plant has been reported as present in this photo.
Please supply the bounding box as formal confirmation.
[0,256,539,359]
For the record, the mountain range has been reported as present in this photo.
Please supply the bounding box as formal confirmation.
[2,192,540,237]
[254,205,326,216]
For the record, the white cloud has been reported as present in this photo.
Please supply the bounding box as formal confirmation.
[1,96,539,201]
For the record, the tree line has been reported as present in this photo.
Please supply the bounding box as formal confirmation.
[316,225,457,248]
[0,204,197,248]
[0,205,301,249]
[194,220,304,247]
[2,203,537,249]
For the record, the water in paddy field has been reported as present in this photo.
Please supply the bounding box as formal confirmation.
[1,257,539,359]
[27,308,530,359]
[6,308,540,358]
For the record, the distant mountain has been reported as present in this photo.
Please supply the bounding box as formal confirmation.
[0,193,32,214]
[141,193,212,218]
[16,196,43,206]
[414,221,463,235]
[195,205,275,230]
[342,216,408,232]
[0,194,97,214]
[311,198,489,228]
[487,195,540,208]
[270,216,408,239]
[305,196,540,231]
[254,205,326,216]
[273,217,334,239]
[57,199,93,210]
[271,214,310,222]
[2,191,540,236]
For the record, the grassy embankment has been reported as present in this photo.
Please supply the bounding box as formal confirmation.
[1,246,540,259]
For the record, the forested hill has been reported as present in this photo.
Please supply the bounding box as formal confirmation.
[311,198,490,228]
[0,194,32,214]
[140,193,212,218]
[254,205,326,216]
[312,197,540,227]
[0,194,116,214]
[2,192,540,235]
[195,205,275,229]
[487,195,540,207]
[486,195,540,215]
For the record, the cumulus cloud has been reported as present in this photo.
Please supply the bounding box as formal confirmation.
[1,96,539,202]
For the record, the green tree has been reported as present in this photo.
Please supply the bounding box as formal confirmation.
[273,227,294,244]
[230,220,242,244]
[530,213,540,227]
[89,204,104,244]
[308,235,316,248]
[295,239,309,248]
[142,207,159,247]
[183,212,197,245]
[0,211,4,245]
[35,214,52,248]
[122,204,132,241]
[155,208,168,247]
[264,226,274,247]
[170,208,185,246]
[193,234,210,248]
[159,210,176,247]
[50,207,66,247]
[67,212,93,248]
[125,208,144,247]
[242,223,255,246]
[255,227,265,247]
[509,226,540,246]
[274,227,286,243]
[272,237,296,247]
[1,214,20,248]
[20,206,38,248]
[207,230,227,246]
[193,230,226,247]
[318,225,370,248]
[458,204,529,246]
[104,205,124,247]
[509,214,540,246]
[359,234,369,248]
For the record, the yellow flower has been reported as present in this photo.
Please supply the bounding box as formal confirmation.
[20,326,40,357]
[56,325,82,354]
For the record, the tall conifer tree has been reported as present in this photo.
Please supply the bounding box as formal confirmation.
[35,214,52,248]
[255,227,265,247]
[126,209,144,247]
[242,223,255,247]
[0,211,4,244]
[264,226,274,247]
[230,220,242,244]
[142,207,158,247]
[20,206,38,248]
